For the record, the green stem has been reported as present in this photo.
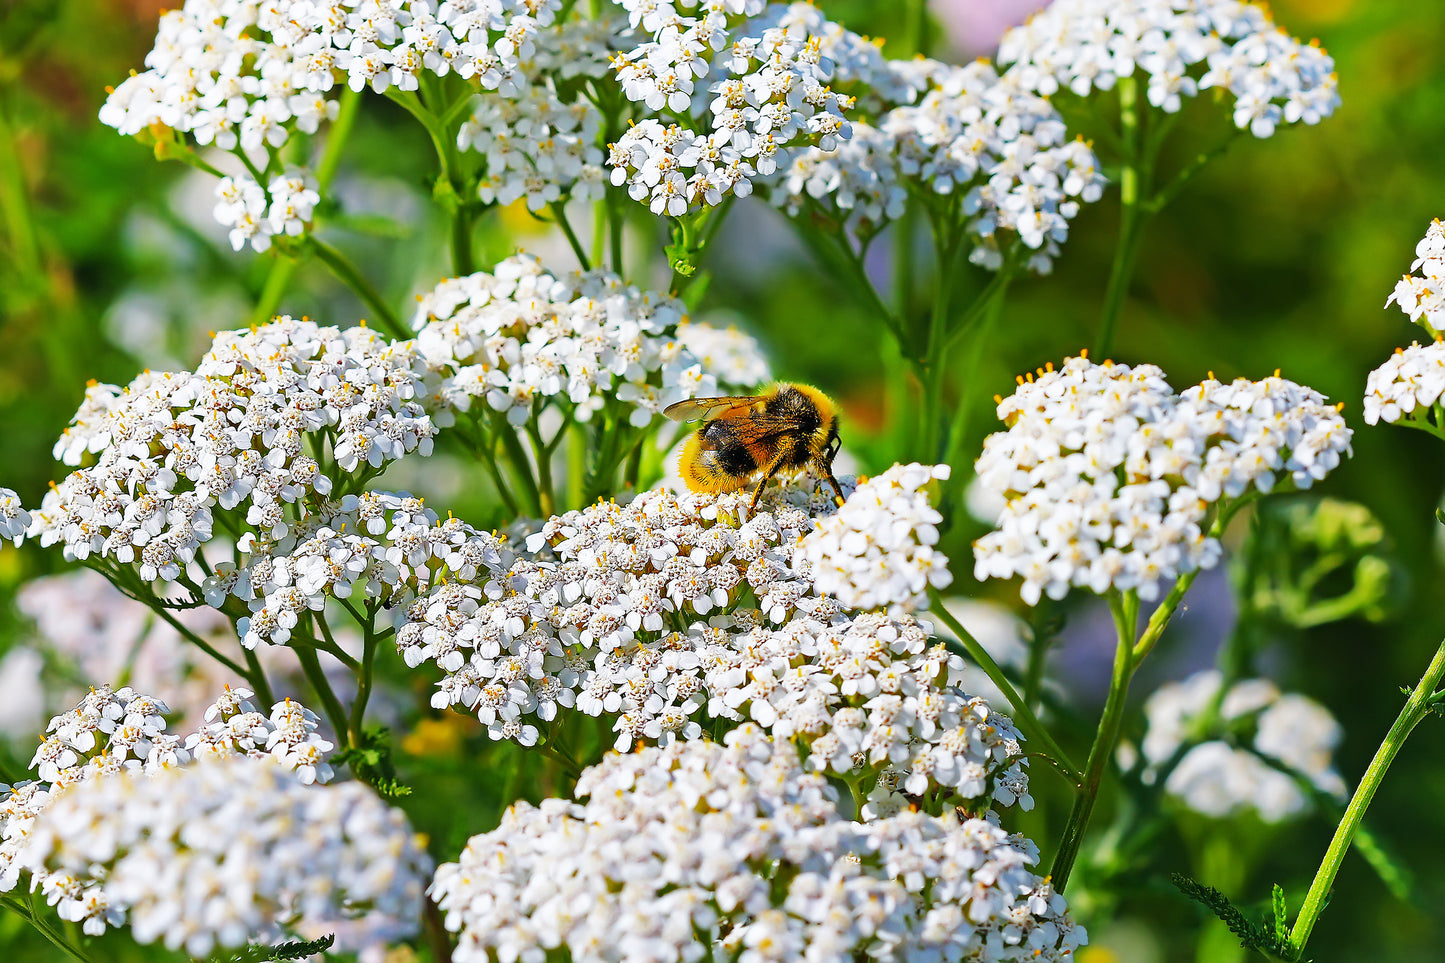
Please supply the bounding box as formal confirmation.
[928,588,1081,784]
[939,270,1013,484]
[551,202,591,270]
[524,414,557,516]
[242,646,276,707]
[2,898,93,963]
[295,640,351,746]
[1094,74,1144,359]
[1050,591,1138,892]
[139,593,252,680]
[349,614,379,748]
[494,412,546,517]
[1132,568,1200,662]
[1288,638,1445,957]
[310,237,407,338]
[317,86,362,190]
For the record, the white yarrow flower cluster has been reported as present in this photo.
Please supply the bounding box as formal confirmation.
[998,0,1340,138]
[1138,670,1345,823]
[801,462,952,613]
[1363,341,1445,428]
[400,482,1032,809]
[432,728,1085,963]
[778,56,1105,270]
[1385,220,1445,336]
[675,318,771,386]
[17,755,429,956]
[29,318,435,583]
[1,685,339,928]
[608,0,855,215]
[205,491,505,649]
[1366,220,1445,433]
[459,18,631,210]
[213,169,321,252]
[974,356,1352,604]
[413,255,750,426]
[0,487,29,543]
[101,0,564,243]
[101,0,561,133]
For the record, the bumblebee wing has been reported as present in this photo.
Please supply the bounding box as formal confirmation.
[712,416,807,445]
[663,396,760,423]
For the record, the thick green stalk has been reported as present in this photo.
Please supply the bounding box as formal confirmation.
[310,237,407,338]
[2,898,93,963]
[295,642,351,746]
[1094,74,1144,359]
[929,588,1081,784]
[918,233,961,461]
[243,646,276,707]
[1288,638,1445,957]
[348,616,379,748]
[1051,593,1137,892]
[551,202,591,270]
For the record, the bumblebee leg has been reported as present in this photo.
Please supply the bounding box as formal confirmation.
[819,439,846,507]
[748,455,789,512]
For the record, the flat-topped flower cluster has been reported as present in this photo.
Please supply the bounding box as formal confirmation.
[1368,220,1445,433]
[974,356,1352,604]
[411,254,765,427]
[998,0,1340,137]
[398,480,1031,809]
[29,318,435,584]
[1,686,363,938]
[432,727,1085,963]
[1137,670,1345,823]
[18,755,428,957]
[607,0,856,215]
[777,52,1105,271]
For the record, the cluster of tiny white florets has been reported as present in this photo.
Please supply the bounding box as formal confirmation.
[1363,341,1445,428]
[974,356,1352,605]
[412,254,755,426]
[100,0,564,246]
[399,481,1032,808]
[608,1,855,215]
[800,462,952,614]
[998,0,1340,138]
[1,685,339,931]
[28,318,435,584]
[203,490,505,649]
[101,0,560,137]
[16,754,428,957]
[0,488,29,544]
[778,57,1105,271]
[459,17,630,210]
[1386,219,1445,336]
[1137,670,1345,824]
[675,317,772,385]
[212,169,321,252]
[432,728,1083,963]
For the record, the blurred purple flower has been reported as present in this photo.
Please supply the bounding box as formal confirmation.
[931,0,1050,57]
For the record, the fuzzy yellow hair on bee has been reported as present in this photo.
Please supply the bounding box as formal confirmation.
[664,382,845,510]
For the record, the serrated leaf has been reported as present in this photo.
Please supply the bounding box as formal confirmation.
[231,933,335,962]
[1170,873,1294,960]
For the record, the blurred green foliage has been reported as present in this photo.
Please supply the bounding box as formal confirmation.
[4,0,1445,960]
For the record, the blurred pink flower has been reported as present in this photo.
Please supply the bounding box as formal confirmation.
[931,0,1050,57]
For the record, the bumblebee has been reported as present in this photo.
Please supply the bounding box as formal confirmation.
[664,382,846,509]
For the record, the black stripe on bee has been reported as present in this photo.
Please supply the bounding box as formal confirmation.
[699,420,762,475]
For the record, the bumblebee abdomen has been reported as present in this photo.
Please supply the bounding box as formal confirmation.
[679,432,752,493]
